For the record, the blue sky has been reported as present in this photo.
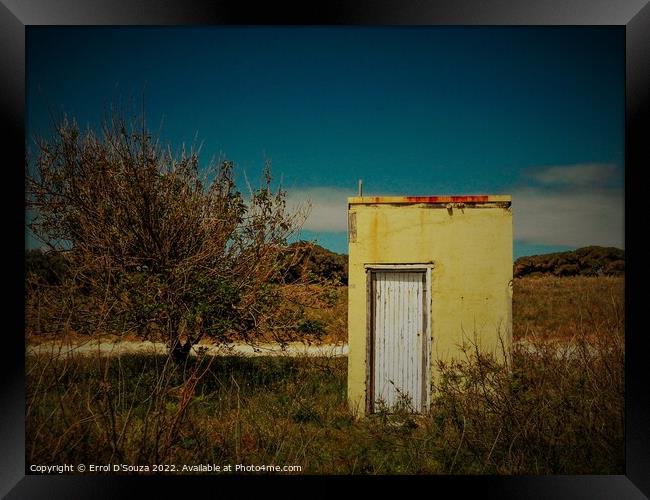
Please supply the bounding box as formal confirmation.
[26,27,624,258]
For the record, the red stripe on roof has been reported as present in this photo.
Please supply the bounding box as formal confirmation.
[403,195,490,203]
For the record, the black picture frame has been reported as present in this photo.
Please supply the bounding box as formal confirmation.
[3,1,648,497]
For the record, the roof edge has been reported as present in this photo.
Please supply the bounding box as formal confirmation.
[348,195,511,205]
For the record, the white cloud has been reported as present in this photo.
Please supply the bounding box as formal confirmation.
[528,163,620,188]
[286,187,352,232]
[513,188,624,248]
[285,163,625,249]
[514,163,624,248]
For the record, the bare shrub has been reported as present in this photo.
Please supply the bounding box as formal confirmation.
[432,327,624,474]
[25,106,334,360]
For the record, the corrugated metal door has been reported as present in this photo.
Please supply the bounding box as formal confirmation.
[371,271,427,413]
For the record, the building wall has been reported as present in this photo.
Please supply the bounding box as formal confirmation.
[347,200,513,414]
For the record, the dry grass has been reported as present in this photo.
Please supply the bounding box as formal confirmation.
[513,275,624,341]
[26,275,624,474]
[26,334,623,474]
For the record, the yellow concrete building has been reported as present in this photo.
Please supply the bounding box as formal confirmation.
[347,195,512,415]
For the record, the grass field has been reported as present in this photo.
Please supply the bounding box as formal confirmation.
[26,276,624,474]
[513,275,624,341]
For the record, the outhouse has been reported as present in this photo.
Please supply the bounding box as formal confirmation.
[347,195,512,415]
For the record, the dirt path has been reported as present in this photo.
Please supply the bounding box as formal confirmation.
[26,338,610,360]
[26,339,349,359]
